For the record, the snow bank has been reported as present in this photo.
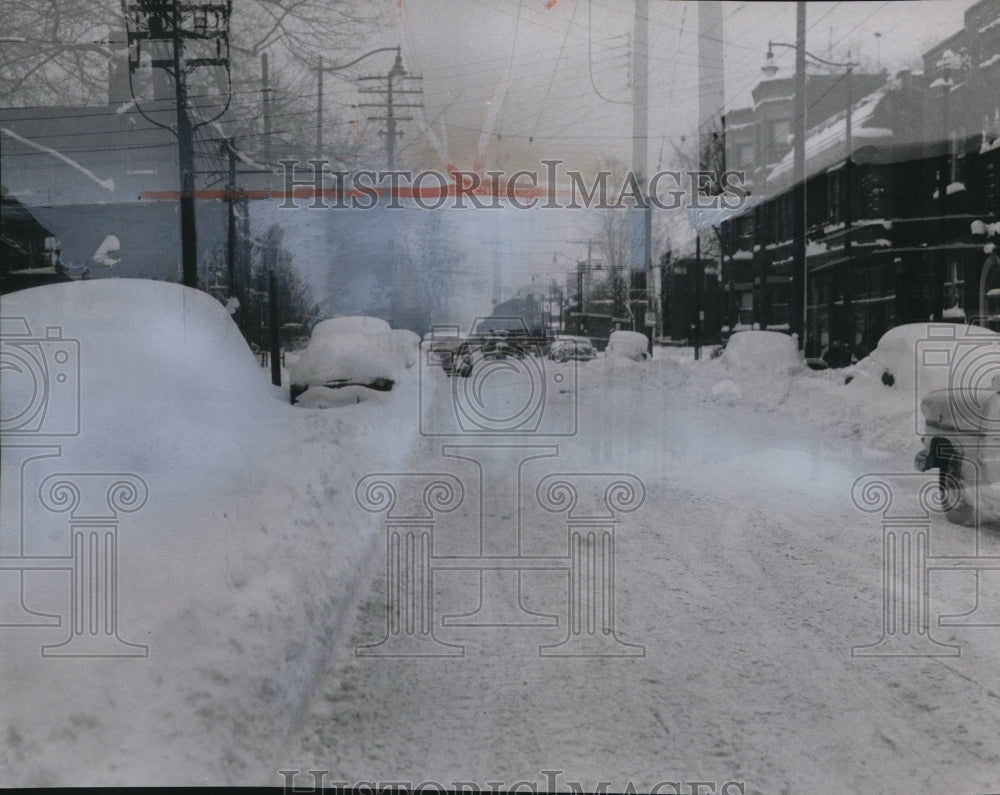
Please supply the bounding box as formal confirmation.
[606,330,649,361]
[0,280,422,785]
[394,328,421,368]
[710,378,743,399]
[723,330,800,370]
[290,316,419,397]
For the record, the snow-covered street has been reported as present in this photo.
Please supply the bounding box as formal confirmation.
[283,351,1000,794]
[4,283,1000,793]
[3,0,999,790]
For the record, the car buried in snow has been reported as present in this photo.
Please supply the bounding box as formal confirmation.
[548,336,596,363]
[914,384,1000,524]
[289,316,418,405]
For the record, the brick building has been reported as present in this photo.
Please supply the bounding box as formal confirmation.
[719,0,1000,360]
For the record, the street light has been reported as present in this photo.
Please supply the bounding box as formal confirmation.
[763,40,857,78]
[762,24,858,354]
[316,46,402,156]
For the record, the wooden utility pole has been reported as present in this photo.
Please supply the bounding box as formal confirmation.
[358,51,422,170]
[792,0,807,349]
[123,0,233,289]
[316,56,323,156]
[262,52,272,165]
[225,139,237,295]
[269,269,281,387]
[170,2,198,289]
[632,0,651,345]
[697,1,724,355]
[315,47,403,160]
[694,234,703,360]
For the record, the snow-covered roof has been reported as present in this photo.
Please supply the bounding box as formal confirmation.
[767,85,894,190]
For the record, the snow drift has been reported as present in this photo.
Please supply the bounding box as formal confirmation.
[0,279,421,785]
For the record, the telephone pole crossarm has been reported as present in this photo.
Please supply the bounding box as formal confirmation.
[352,58,423,170]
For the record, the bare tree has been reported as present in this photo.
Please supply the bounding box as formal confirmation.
[0,0,121,106]
[0,1,383,112]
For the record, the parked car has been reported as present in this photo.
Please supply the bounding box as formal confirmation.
[477,331,517,360]
[606,330,649,361]
[915,386,1000,524]
[289,316,417,405]
[548,336,595,362]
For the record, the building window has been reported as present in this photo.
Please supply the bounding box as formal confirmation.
[985,109,1000,147]
[737,141,755,169]
[769,119,791,147]
[828,171,842,224]
[739,291,754,325]
[950,126,966,184]
[944,260,964,319]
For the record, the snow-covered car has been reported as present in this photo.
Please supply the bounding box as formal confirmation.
[290,316,418,405]
[845,323,1000,393]
[606,330,650,361]
[723,329,800,370]
[548,336,595,362]
[913,386,1000,524]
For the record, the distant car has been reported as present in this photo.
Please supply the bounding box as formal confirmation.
[549,336,595,362]
[480,331,518,360]
[472,316,541,359]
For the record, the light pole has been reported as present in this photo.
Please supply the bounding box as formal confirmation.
[763,21,857,354]
[316,46,402,156]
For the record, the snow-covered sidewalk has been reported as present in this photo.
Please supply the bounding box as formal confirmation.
[0,280,426,784]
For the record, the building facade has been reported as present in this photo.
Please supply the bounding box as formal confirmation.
[720,0,1000,360]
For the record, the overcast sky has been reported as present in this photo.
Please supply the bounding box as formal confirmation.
[274,1,974,312]
[314,0,973,176]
